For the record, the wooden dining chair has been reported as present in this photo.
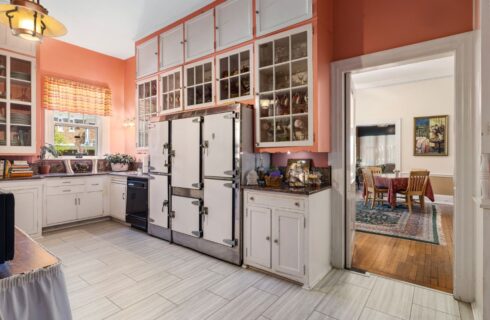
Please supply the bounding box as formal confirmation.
[362,168,388,209]
[400,170,430,212]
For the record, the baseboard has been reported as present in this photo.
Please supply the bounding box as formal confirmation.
[472,302,482,320]
[434,194,454,205]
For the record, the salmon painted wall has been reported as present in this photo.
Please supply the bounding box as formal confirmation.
[38,38,127,155]
[333,0,474,60]
[124,56,136,156]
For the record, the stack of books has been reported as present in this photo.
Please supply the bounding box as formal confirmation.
[9,160,33,178]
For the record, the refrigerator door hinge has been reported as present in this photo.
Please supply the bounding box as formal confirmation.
[169,150,176,157]
[223,239,238,247]
[149,218,155,223]
[169,211,175,218]
[224,182,238,189]
[192,182,203,189]
[191,230,203,237]
[223,169,238,177]
[224,112,238,119]
[201,140,209,149]
[191,199,202,206]
[192,117,203,123]
[163,143,169,150]
[201,207,208,215]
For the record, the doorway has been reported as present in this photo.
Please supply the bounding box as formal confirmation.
[329,32,476,301]
[348,57,455,292]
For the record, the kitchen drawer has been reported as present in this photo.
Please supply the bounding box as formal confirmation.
[46,185,85,196]
[85,178,105,192]
[46,178,85,187]
[246,192,306,211]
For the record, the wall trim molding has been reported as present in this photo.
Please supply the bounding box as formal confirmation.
[330,31,477,302]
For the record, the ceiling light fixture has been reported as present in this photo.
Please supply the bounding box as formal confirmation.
[0,0,66,42]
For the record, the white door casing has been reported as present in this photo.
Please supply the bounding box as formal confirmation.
[149,175,169,229]
[345,74,356,269]
[203,113,234,178]
[203,179,233,246]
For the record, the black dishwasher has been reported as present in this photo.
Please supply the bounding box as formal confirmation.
[126,177,148,231]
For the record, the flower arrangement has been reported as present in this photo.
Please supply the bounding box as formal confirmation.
[104,153,135,172]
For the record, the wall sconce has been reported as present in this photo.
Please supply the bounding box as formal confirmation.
[123,118,135,128]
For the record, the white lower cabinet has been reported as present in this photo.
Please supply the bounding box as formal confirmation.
[244,189,331,288]
[0,181,43,238]
[78,191,104,220]
[46,192,78,225]
[110,177,127,221]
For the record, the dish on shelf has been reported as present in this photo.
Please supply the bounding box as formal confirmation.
[11,71,30,81]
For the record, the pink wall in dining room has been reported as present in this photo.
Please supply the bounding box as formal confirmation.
[271,152,328,168]
[123,56,137,156]
[37,38,128,155]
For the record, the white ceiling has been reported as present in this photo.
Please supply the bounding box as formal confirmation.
[36,0,213,59]
[352,56,455,90]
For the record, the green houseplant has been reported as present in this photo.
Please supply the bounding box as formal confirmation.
[39,143,59,174]
[105,153,135,172]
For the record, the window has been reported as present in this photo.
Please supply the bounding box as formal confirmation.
[137,78,157,148]
[51,112,101,156]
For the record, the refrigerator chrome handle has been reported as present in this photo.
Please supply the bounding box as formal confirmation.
[163,143,169,149]
[191,200,202,206]
[191,182,203,189]
[224,182,238,189]
[149,218,155,223]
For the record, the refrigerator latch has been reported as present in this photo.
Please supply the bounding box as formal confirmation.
[192,182,204,189]
[169,211,175,218]
[192,230,203,237]
[169,150,176,157]
[201,141,209,149]
[192,117,203,123]
[223,239,238,247]
[191,199,202,206]
[163,143,169,150]
[224,112,238,119]
[223,169,238,177]
[224,182,238,189]
[201,207,208,215]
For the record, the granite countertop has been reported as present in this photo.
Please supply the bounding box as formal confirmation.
[242,183,331,195]
[0,171,150,182]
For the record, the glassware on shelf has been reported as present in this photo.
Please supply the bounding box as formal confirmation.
[293,115,308,141]
[275,117,291,142]
[195,85,203,104]
[162,93,168,111]
[230,76,239,98]
[274,37,290,64]
[291,31,308,60]
[0,77,5,99]
[274,91,290,116]
[260,119,274,142]
[275,64,290,90]
[175,91,181,107]
[11,104,31,125]
[11,80,31,102]
[240,51,250,73]
[0,124,5,146]
[10,125,31,147]
[291,60,308,87]
[259,94,274,118]
[220,57,229,78]
[292,88,308,114]
[0,102,5,124]
[151,80,157,95]
[187,68,195,86]
[204,83,212,103]
[0,55,5,78]
[240,74,250,96]
[259,68,273,92]
[230,54,239,76]
[10,58,31,82]
[175,72,180,89]
[187,87,195,106]
[168,74,174,91]
[259,42,273,67]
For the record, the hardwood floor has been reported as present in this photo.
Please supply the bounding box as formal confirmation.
[352,203,454,293]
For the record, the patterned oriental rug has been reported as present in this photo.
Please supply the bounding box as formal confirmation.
[355,201,445,245]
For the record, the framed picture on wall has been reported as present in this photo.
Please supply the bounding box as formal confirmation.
[413,115,448,156]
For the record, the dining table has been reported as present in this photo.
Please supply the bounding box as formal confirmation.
[364,173,435,208]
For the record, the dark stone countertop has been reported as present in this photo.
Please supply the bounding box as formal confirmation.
[0,171,150,182]
[242,184,331,195]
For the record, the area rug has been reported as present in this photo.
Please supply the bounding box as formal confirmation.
[355,201,445,245]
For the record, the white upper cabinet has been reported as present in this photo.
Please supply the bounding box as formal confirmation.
[216,0,253,51]
[160,25,184,70]
[255,0,312,36]
[136,37,158,78]
[185,10,215,61]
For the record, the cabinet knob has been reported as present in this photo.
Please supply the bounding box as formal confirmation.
[266,236,270,241]
[250,197,254,201]
[295,202,300,207]
[274,239,279,244]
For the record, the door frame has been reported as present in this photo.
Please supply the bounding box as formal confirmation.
[330,32,477,301]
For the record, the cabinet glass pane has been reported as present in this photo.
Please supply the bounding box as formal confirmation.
[204,63,212,82]
[187,68,194,86]
[240,74,250,96]
[291,31,308,60]
[175,72,180,89]
[162,76,168,93]
[0,78,5,99]
[240,51,250,73]
[11,103,31,125]
[138,84,144,99]
[175,91,181,107]
[10,125,31,146]
[144,82,150,97]
[259,68,273,92]
[259,94,274,118]
[259,42,273,67]
[187,87,194,105]
[275,91,290,116]
[168,74,174,91]
[10,58,31,82]
[0,124,5,146]
[260,119,274,142]
[195,65,203,84]
[168,92,174,109]
[195,85,203,104]
[293,115,308,141]
[291,60,308,87]
[292,88,308,114]
[274,37,289,64]
[230,76,239,98]
[0,56,5,77]
[151,80,157,95]
[11,80,31,102]
[150,97,157,114]
[220,57,229,78]
[0,102,5,124]
[230,54,239,76]
[220,80,229,101]
[162,93,168,110]
[204,83,212,103]
[275,64,290,90]
[275,117,291,142]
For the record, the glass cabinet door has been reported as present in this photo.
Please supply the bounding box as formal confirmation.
[160,68,183,114]
[255,27,311,147]
[185,60,214,108]
[137,78,158,148]
[217,46,252,103]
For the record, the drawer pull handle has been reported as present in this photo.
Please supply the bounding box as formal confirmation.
[274,239,279,244]
[295,202,300,207]
[250,197,254,201]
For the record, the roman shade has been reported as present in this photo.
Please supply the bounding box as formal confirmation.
[43,76,112,116]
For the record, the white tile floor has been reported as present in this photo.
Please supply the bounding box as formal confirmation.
[39,221,474,320]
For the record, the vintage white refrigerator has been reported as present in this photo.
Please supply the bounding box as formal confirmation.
[169,104,254,265]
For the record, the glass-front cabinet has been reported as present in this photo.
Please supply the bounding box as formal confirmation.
[137,78,157,148]
[160,68,183,114]
[184,59,214,109]
[0,51,36,154]
[255,25,312,147]
[216,45,253,104]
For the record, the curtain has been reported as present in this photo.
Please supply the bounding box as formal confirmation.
[43,76,112,116]
[359,135,396,166]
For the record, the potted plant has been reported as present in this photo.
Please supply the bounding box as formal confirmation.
[39,144,59,174]
[105,153,135,172]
